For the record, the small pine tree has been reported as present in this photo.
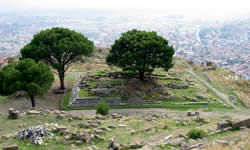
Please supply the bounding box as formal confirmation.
[96,100,110,116]
[0,59,54,107]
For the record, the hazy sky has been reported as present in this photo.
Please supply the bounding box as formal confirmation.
[1,0,250,18]
[1,0,249,9]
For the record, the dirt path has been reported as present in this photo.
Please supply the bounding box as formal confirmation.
[187,70,239,110]
[0,72,78,115]
[68,108,172,116]
[0,94,61,114]
[68,108,250,119]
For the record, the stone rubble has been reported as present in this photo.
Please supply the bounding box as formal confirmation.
[1,107,249,149]
[27,110,41,115]
[182,143,204,150]
[214,140,230,146]
[216,118,250,131]
[128,142,144,149]
[130,127,152,135]
[111,113,123,119]
[108,138,120,150]
[15,125,49,145]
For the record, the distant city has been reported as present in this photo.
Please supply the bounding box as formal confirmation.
[0,9,249,79]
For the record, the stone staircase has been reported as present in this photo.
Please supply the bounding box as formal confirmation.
[71,97,100,107]
[70,97,122,107]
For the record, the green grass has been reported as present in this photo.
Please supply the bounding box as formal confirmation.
[0,139,72,150]
[195,71,247,108]
[230,91,247,108]
[78,90,90,97]
[168,88,198,99]
[95,71,106,76]
[88,80,96,88]
[109,80,122,86]
[62,99,231,111]
[61,91,70,109]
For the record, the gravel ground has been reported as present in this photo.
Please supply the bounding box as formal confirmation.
[0,94,61,114]
[68,108,250,120]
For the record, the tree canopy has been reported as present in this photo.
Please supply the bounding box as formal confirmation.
[106,29,175,81]
[21,27,94,90]
[0,59,54,107]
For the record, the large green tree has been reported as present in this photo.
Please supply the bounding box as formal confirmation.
[106,29,175,81]
[21,27,94,90]
[0,59,54,107]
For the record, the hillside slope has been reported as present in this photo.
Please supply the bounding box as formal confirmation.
[0,48,249,113]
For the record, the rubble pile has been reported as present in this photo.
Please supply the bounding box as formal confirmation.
[15,125,49,145]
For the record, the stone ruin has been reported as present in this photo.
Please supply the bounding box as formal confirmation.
[217,118,250,131]
[164,80,189,89]
[200,61,217,70]
[186,111,205,123]
[213,118,250,134]
[232,118,250,128]
[69,74,162,107]
[8,108,20,119]
[69,75,123,107]
[127,97,162,105]
[187,111,200,117]
[15,125,49,145]
[71,97,101,107]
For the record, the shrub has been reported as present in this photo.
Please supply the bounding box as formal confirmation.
[96,100,110,116]
[187,129,207,139]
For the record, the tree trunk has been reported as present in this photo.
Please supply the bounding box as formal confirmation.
[59,74,65,90]
[30,95,36,108]
[139,71,145,81]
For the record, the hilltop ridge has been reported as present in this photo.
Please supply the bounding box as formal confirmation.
[0,48,250,150]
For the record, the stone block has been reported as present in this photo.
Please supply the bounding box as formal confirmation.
[90,88,110,96]
[195,116,204,123]
[217,121,232,130]
[232,118,250,129]
[187,112,193,116]
[27,110,41,115]
[104,97,121,106]
[195,112,200,116]
[128,97,143,105]
[72,97,100,106]
[56,126,67,133]
[8,108,20,119]
[176,102,209,105]
[2,145,19,150]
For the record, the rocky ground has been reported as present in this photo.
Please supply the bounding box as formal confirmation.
[0,53,249,150]
[0,108,249,150]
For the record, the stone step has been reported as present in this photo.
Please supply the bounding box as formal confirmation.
[104,97,121,106]
[71,103,98,107]
[71,97,123,107]
[74,99,100,103]
[75,97,100,101]
[72,101,100,105]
